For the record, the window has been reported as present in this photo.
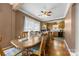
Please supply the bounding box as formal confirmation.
[24,16,40,31]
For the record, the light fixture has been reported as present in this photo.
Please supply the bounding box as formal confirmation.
[39,5,57,17]
[39,9,52,17]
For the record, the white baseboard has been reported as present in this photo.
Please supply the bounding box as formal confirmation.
[64,40,72,56]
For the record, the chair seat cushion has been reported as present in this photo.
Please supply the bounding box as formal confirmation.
[30,43,40,52]
[30,46,39,52]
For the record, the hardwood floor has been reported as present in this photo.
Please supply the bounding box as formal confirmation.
[45,38,70,56]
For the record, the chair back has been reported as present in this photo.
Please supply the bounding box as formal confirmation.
[0,48,5,56]
[0,35,5,56]
[38,34,48,56]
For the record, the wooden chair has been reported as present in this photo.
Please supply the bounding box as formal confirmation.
[0,48,5,56]
[0,35,5,56]
[30,34,47,56]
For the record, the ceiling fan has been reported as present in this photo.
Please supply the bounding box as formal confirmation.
[40,10,52,16]
[39,5,58,17]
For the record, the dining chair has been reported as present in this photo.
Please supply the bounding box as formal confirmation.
[0,48,5,56]
[0,35,5,56]
[30,34,48,56]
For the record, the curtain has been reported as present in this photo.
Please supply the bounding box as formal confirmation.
[24,16,40,31]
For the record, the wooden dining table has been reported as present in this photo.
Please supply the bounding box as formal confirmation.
[10,37,41,55]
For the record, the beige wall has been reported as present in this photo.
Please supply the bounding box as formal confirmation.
[15,11,25,38]
[0,4,15,48]
[74,4,79,53]
[0,4,28,48]
[64,5,75,49]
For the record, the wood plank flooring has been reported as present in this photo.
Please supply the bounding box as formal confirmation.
[45,38,70,56]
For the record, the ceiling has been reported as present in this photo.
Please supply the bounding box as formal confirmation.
[17,3,71,22]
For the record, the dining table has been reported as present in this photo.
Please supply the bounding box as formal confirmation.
[10,36,41,55]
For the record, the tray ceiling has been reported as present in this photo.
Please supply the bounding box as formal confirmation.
[18,3,71,22]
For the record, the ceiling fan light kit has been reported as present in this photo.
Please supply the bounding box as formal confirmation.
[40,10,52,17]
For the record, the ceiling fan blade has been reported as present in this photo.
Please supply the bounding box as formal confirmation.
[48,11,52,13]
